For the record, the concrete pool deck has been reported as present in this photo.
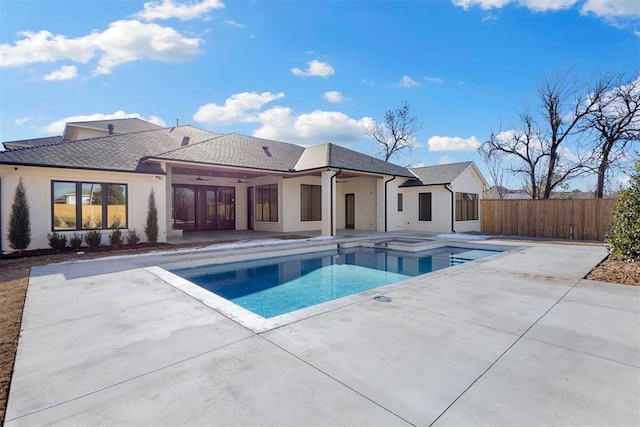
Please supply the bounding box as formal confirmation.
[5,236,640,425]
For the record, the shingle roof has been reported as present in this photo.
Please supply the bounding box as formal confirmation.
[2,135,63,150]
[152,133,304,172]
[401,161,473,186]
[65,118,164,135]
[0,125,221,174]
[1,123,413,177]
[294,144,412,176]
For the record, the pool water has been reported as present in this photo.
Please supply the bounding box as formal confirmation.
[170,246,501,318]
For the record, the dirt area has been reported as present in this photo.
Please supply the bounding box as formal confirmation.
[587,256,640,286]
[0,242,637,423]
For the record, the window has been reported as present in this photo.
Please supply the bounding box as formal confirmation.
[300,184,322,221]
[397,193,403,212]
[418,192,432,221]
[256,184,278,222]
[456,192,479,221]
[52,181,127,231]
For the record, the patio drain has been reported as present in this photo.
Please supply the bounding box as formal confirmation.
[373,296,392,303]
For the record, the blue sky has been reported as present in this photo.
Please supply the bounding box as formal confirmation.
[1,0,638,190]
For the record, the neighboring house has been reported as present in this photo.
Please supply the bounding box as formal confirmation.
[0,118,488,251]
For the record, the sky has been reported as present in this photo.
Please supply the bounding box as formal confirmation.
[1,0,638,191]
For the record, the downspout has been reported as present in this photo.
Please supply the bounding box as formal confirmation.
[329,168,341,237]
[384,176,396,232]
[444,184,455,233]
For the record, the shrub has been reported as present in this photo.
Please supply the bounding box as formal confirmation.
[109,219,123,247]
[84,230,103,249]
[144,189,159,244]
[126,229,140,246]
[69,232,84,250]
[606,157,640,261]
[8,178,31,251]
[47,232,68,250]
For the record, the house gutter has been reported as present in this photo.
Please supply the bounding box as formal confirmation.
[384,175,397,232]
[444,184,455,233]
[329,168,341,237]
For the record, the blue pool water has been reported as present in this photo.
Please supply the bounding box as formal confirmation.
[170,246,501,318]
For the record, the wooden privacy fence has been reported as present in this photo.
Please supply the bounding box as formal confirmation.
[480,199,616,241]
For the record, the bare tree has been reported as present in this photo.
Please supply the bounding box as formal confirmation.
[366,101,422,162]
[480,148,511,199]
[480,111,547,199]
[481,70,608,199]
[537,70,607,198]
[583,73,640,198]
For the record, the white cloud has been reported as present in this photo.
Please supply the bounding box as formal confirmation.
[224,20,245,28]
[291,59,335,77]
[193,91,285,124]
[43,65,77,81]
[0,30,96,67]
[93,20,201,74]
[43,111,167,134]
[428,135,481,151]
[193,91,372,145]
[398,75,420,88]
[0,20,201,75]
[135,0,224,21]
[438,155,456,164]
[453,0,640,29]
[616,175,631,185]
[520,0,577,12]
[452,0,512,10]
[254,108,373,146]
[424,76,443,84]
[14,116,32,125]
[324,91,347,103]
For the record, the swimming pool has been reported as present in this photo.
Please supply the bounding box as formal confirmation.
[169,245,502,318]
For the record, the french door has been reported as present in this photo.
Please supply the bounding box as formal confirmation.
[173,185,235,230]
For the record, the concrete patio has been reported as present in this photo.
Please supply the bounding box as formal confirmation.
[4,235,640,426]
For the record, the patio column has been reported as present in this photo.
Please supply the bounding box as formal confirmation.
[321,170,336,236]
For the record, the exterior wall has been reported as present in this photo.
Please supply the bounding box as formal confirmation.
[402,185,453,233]
[335,176,378,230]
[66,128,109,141]
[384,178,405,232]
[281,175,323,233]
[0,165,166,251]
[450,167,485,233]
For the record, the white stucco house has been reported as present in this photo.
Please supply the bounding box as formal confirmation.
[0,118,488,251]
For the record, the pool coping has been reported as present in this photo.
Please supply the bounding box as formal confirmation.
[151,240,516,333]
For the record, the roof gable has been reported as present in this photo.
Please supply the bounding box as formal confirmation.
[63,118,164,141]
[402,161,475,186]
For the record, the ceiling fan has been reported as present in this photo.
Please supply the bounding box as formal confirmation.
[230,176,251,184]
[189,175,213,181]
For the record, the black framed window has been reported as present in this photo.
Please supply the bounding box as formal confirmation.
[52,181,127,231]
[418,192,432,221]
[455,192,479,221]
[301,184,322,221]
[256,184,278,222]
[397,193,403,212]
